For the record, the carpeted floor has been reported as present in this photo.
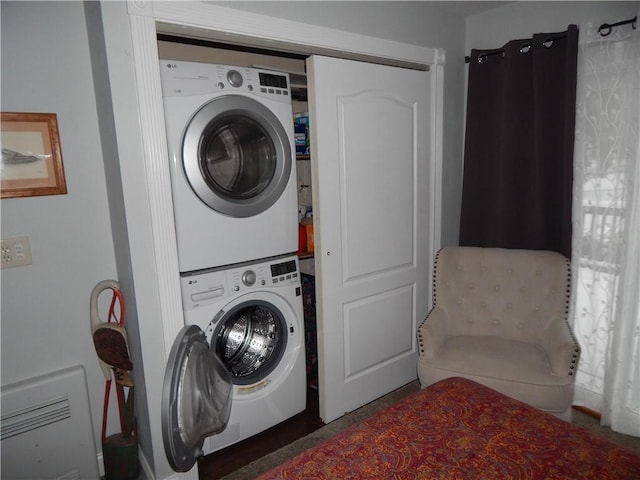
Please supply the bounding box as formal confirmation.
[218,380,640,480]
[571,405,640,453]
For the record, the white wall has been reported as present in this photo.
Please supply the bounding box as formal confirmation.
[0,0,119,469]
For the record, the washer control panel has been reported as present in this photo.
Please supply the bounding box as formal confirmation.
[180,255,299,310]
[269,258,298,285]
[242,269,256,286]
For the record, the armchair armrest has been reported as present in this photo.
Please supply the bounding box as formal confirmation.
[418,306,449,359]
[542,319,581,377]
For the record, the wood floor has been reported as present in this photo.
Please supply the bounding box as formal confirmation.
[197,387,324,480]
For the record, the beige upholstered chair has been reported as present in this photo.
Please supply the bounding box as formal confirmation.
[417,246,580,420]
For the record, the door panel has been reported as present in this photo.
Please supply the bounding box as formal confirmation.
[341,93,415,279]
[344,285,415,377]
[307,56,431,422]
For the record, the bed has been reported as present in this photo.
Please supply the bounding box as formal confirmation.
[256,377,640,479]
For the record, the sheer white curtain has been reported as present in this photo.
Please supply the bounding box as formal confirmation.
[571,13,640,437]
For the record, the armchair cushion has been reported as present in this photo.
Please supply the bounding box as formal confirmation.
[417,247,580,420]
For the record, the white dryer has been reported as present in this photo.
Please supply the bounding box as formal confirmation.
[162,254,306,472]
[159,61,298,272]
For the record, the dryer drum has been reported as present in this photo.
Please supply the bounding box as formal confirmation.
[215,304,287,384]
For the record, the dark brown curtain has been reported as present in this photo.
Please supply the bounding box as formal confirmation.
[459,25,578,258]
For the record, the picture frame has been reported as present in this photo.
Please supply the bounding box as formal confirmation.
[1,112,67,198]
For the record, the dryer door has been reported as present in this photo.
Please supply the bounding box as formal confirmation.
[162,325,232,472]
[182,95,292,218]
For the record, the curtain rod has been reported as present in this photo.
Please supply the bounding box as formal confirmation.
[464,17,637,63]
[598,15,637,36]
[464,33,567,64]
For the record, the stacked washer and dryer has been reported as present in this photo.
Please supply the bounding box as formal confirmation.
[158,61,306,472]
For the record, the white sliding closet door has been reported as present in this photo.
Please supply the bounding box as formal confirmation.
[307,56,431,422]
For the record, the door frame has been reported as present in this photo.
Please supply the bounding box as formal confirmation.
[100,2,443,479]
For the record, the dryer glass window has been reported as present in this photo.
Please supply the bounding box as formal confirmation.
[201,115,277,200]
[181,95,293,218]
[212,301,287,385]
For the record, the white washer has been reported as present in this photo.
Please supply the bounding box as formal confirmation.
[159,61,298,272]
[162,254,306,472]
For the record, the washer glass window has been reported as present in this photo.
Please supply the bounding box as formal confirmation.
[162,325,232,472]
[210,300,287,385]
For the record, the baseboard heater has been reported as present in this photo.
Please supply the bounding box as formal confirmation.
[1,365,100,479]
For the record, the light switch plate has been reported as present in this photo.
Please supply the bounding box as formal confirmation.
[1,236,32,268]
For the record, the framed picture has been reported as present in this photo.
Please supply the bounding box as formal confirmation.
[1,112,67,198]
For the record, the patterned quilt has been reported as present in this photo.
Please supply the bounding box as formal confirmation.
[257,377,640,479]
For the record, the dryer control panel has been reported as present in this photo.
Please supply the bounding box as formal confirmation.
[159,60,291,102]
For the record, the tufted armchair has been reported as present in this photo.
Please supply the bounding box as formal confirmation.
[417,246,580,420]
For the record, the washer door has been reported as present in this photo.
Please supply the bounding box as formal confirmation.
[183,95,292,218]
[207,300,288,386]
[162,325,232,472]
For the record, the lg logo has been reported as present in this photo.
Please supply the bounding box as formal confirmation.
[167,63,178,69]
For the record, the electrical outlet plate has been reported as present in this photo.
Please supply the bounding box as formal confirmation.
[1,236,32,268]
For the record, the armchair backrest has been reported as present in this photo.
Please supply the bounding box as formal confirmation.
[433,247,571,343]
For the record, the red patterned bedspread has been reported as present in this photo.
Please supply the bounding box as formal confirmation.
[257,377,640,479]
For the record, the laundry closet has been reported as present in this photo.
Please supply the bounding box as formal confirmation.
[158,29,431,402]
[155,26,434,477]
[157,41,319,337]
[157,35,321,462]
[95,3,441,477]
